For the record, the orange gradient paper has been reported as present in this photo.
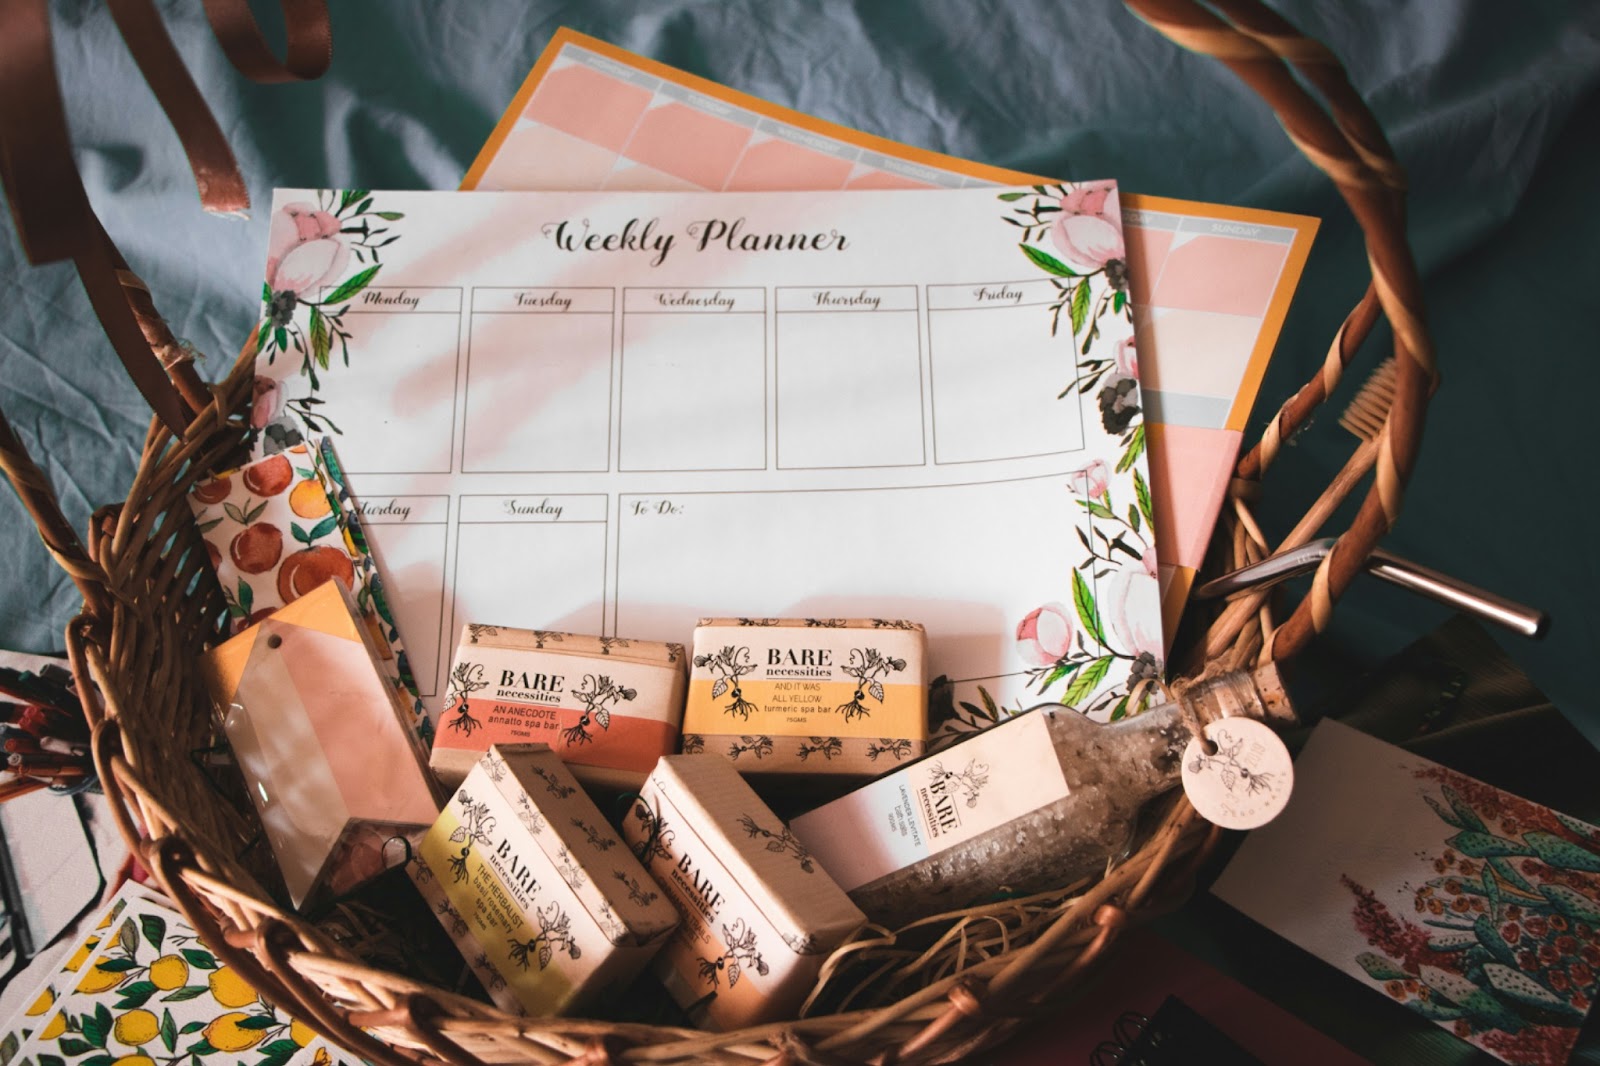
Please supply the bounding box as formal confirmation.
[462,29,1319,639]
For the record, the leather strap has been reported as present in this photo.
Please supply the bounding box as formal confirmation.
[107,0,251,215]
[0,0,191,433]
[201,0,333,83]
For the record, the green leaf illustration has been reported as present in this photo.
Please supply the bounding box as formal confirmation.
[179,948,217,970]
[338,188,370,212]
[140,915,167,952]
[321,264,380,307]
[1069,280,1091,336]
[162,986,209,1002]
[309,306,331,371]
[307,515,339,542]
[1115,423,1146,473]
[1447,830,1527,858]
[1426,929,1479,951]
[1085,501,1115,520]
[1127,504,1141,533]
[1440,786,1486,831]
[1539,883,1600,925]
[1555,811,1600,839]
[1474,914,1517,966]
[1019,243,1076,278]
[198,517,223,534]
[56,1039,96,1057]
[1482,963,1584,1020]
[238,581,253,616]
[1113,290,1126,313]
[1040,659,1086,691]
[273,326,288,353]
[1072,569,1108,647]
[1489,856,1534,893]
[1425,794,1465,830]
[38,1056,66,1066]
[292,524,313,546]
[159,1009,178,1054]
[1061,656,1114,707]
[1522,830,1600,872]
[179,1022,206,1036]
[374,210,405,221]
[1132,469,1153,530]
[95,957,139,973]
[997,191,1029,202]
[113,980,159,1010]
[254,320,271,355]
[236,1017,277,1031]
[186,1038,218,1056]
[223,502,245,525]
[244,499,268,525]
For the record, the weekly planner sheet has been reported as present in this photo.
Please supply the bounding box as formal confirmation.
[254,184,1162,726]
[461,29,1319,639]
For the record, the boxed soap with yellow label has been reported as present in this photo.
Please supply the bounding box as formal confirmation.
[408,744,679,1018]
[430,625,688,790]
[621,755,867,1030]
[682,618,927,777]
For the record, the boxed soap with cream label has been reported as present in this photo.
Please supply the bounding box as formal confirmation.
[408,744,679,1017]
[430,625,687,790]
[621,755,867,1030]
[199,578,443,909]
[682,618,926,777]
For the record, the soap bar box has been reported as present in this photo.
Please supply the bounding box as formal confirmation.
[682,618,927,777]
[409,744,679,1017]
[200,578,443,910]
[431,625,687,791]
[622,755,866,1030]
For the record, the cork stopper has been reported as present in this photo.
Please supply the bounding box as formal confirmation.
[1178,661,1298,732]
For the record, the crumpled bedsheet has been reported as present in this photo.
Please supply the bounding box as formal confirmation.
[1,0,1597,754]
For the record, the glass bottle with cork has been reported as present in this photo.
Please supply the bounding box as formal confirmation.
[787,662,1295,930]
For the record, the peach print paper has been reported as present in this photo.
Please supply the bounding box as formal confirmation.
[462,29,1319,643]
[186,438,432,744]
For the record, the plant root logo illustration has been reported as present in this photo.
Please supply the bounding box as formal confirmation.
[867,738,914,762]
[727,735,773,761]
[930,759,990,809]
[836,647,906,722]
[1186,729,1278,797]
[629,799,674,864]
[561,674,637,746]
[696,645,758,719]
[506,903,580,971]
[446,661,490,737]
[697,919,769,990]
[446,794,497,882]
[738,814,815,872]
[797,737,843,762]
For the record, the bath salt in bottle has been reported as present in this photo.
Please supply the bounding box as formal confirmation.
[787,664,1296,929]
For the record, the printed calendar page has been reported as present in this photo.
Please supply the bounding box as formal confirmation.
[253,184,1164,733]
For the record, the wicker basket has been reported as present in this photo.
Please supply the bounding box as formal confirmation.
[0,1,1436,1063]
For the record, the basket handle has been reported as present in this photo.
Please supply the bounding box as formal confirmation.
[1124,0,1435,665]
[0,0,334,434]
[0,0,331,612]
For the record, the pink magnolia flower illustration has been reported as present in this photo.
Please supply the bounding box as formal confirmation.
[250,375,283,429]
[1017,603,1073,667]
[1067,459,1110,500]
[1107,566,1162,662]
[1051,181,1125,273]
[1114,336,1138,379]
[266,202,349,298]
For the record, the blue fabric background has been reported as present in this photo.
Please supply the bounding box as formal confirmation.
[1,2,1596,733]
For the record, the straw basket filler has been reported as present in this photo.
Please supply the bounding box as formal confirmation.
[0,1,1436,1062]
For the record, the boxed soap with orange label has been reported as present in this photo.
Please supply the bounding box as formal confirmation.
[430,626,688,791]
[681,618,927,777]
[621,755,866,1030]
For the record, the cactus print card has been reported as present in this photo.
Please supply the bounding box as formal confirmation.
[13,889,348,1066]
[1213,720,1600,1066]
